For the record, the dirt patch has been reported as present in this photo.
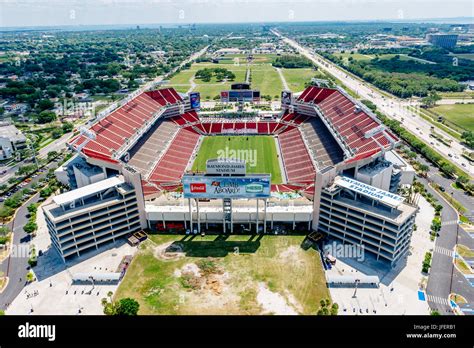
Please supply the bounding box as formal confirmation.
[279,246,305,268]
[154,242,185,261]
[257,282,299,315]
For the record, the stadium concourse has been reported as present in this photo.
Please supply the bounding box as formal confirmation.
[70,86,397,199]
[47,85,417,267]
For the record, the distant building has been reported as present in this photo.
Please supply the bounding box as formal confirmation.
[215,48,244,55]
[0,122,27,160]
[426,33,458,49]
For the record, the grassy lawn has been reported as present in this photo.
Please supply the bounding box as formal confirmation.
[281,68,316,92]
[166,85,191,93]
[334,52,432,64]
[192,135,282,183]
[457,244,474,259]
[251,67,283,98]
[334,52,374,62]
[164,54,284,100]
[115,234,329,315]
[455,258,473,275]
[431,104,474,132]
[439,91,474,99]
[168,70,195,85]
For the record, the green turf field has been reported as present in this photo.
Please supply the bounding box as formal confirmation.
[431,104,474,132]
[192,136,283,183]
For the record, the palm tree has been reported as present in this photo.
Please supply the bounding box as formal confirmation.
[418,164,429,177]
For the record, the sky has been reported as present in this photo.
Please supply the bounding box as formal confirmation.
[0,0,473,28]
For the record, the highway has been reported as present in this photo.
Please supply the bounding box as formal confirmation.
[272,30,473,177]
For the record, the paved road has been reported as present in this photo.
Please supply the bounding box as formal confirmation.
[415,155,474,221]
[419,174,474,314]
[38,132,72,159]
[276,67,289,90]
[0,192,40,310]
[272,29,473,176]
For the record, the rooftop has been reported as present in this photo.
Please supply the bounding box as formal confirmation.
[53,176,124,206]
[0,124,27,143]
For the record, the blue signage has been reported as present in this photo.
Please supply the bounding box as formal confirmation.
[189,92,201,110]
[182,175,271,199]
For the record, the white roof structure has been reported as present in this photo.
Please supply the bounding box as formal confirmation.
[334,176,405,208]
[53,176,123,206]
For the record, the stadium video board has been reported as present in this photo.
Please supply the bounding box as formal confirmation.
[182,174,271,199]
[220,90,260,102]
[189,92,201,110]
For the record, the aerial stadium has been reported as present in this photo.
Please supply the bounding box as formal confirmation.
[44,83,417,267]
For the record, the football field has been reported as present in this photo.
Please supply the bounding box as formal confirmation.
[192,135,283,184]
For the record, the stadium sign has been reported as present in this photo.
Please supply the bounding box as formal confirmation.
[182,174,271,199]
[206,159,246,175]
[189,92,201,110]
[281,90,292,105]
[335,176,405,208]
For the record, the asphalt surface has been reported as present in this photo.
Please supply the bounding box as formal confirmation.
[415,155,474,221]
[0,193,40,310]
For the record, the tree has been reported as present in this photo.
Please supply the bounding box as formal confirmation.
[0,206,14,220]
[27,203,38,215]
[26,271,35,283]
[47,151,59,161]
[37,99,54,111]
[115,298,140,316]
[456,175,469,186]
[23,221,37,234]
[461,131,474,149]
[37,110,57,124]
[51,129,62,139]
[62,122,74,133]
[421,92,441,108]
[418,164,429,177]
[440,162,456,177]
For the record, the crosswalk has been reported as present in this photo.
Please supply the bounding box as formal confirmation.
[434,245,453,257]
[426,294,450,306]
[441,220,458,226]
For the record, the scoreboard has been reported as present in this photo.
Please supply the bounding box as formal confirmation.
[221,90,260,102]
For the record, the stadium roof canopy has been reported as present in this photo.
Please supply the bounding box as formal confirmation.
[53,176,123,206]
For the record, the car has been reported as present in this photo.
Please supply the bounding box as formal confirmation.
[462,163,466,167]
[439,186,446,192]
[448,154,453,157]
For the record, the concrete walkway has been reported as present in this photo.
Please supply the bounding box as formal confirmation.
[276,68,289,91]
